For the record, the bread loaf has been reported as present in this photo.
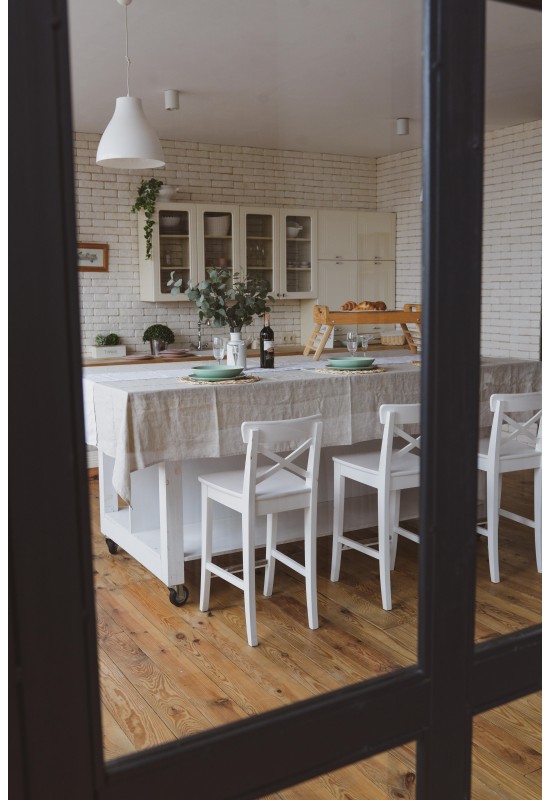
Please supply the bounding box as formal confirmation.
[340,300,387,311]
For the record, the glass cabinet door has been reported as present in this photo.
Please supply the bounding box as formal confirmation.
[240,208,278,292]
[157,209,192,297]
[280,210,317,298]
[197,205,239,282]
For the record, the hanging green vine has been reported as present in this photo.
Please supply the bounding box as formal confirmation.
[131,178,163,259]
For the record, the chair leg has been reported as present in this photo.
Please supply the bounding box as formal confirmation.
[199,487,213,612]
[486,471,501,583]
[304,505,319,630]
[242,511,258,647]
[264,513,278,596]
[534,466,542,572]
[331,467,346,582]
[390,490,400,570]
[378,489,392,611]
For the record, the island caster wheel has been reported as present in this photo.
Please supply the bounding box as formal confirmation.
[169,585,190,607]
[105,538,119,555]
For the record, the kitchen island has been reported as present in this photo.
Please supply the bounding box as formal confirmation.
[83,353,541,605]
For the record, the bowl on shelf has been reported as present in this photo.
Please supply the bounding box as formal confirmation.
[287,226,302,238]
[205,214,231,236]
[160,215,182,230]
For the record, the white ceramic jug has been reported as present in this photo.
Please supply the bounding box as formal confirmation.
[226,331,246,369]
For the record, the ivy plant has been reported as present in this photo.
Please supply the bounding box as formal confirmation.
[131,178,163,260]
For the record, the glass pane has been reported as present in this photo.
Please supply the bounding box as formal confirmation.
[474,1,542,636]
[284,215,312,294]
[246,213,273,291]
[259,744,417,799]
[203,211,234,278]
[472,694,541,800]
[158,211,190,296]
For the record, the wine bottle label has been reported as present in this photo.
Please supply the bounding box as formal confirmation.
[263,340,274,352]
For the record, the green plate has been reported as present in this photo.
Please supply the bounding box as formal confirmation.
[326,362,377,371]
[191,364,225,370]
[327,357,375,368]
[189,366,243,380]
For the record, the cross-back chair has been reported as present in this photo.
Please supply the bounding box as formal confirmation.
[331,403,421,610]
[199,414,323,646]
[477,392,542,583]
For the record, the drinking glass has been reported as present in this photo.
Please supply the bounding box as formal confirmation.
[346,331,358,355]
[212,336,225,365]
[360,334,375,356]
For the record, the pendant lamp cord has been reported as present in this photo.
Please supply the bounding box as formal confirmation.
[124,4,131,96]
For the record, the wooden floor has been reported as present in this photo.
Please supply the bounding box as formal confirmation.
[91,471,541,799]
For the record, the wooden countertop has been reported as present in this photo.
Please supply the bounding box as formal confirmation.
[82,344,405,368]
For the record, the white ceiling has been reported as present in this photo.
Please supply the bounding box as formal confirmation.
[68,0,541,158]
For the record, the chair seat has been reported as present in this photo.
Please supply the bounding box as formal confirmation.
[478,437,541,468]
[199,466,309,502]
[333,450,420,479]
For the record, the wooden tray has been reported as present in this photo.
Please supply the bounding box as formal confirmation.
[304,304,422,359]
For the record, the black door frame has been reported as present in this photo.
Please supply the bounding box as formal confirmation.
[10,1,541,798]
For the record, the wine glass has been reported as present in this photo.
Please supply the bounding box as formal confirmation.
[346,331,358,355]
[360,334,375,356]
[212,336,225,365]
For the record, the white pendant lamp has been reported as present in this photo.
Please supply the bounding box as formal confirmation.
[96,0,165,169]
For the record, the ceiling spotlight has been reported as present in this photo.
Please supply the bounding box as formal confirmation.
[396,118,410,136]
[164,90,180,111]
[96,0,165,170]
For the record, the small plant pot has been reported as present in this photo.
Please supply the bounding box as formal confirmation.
[149,339,167,356]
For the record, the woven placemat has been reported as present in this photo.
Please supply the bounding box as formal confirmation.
[315,367,387,376]
[177,375,261,386]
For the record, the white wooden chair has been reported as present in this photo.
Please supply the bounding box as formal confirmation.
[331,403,421,611]
[199,414,323,647]
[477,392,542,583]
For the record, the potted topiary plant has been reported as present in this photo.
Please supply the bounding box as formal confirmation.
[131,178,164,260]
[142,323,175,356]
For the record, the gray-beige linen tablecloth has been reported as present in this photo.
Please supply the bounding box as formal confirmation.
[83,355,541,503]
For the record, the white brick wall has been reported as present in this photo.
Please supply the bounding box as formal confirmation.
[76,121,540,359]
[75,133,376,356]
[377,120,541,359]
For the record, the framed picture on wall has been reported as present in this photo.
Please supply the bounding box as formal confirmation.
[77,242,109,272]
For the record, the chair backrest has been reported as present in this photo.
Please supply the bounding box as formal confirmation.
[378,403,421,479]
[488,392,542,459]
[240,415,323,501]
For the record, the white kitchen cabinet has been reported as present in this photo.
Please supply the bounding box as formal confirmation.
[357,212,396,260]
[318,210,358,260]
[278,209,318,299]
[239,207,279,293]
[317,260,358,311]
[301,258,396,343]
[356,260,396,334]
[138,204,198,302]
[196,204,240,282]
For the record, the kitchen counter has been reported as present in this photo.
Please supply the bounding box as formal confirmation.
[82,344,405,367]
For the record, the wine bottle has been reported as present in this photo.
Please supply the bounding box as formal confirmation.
[260,313,275,368]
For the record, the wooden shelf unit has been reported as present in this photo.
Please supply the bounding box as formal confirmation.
[304,303,422,360]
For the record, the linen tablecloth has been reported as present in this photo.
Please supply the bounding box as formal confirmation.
[83,354,541,503]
